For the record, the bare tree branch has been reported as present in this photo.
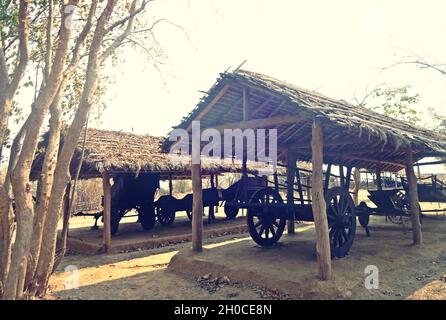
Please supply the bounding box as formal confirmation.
[100,0,138,62]
[381,54,446,76]
[104,0,151,34]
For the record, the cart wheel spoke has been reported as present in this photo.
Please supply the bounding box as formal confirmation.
[269,225,276,236]
[247,187,285,247]
[254,219,263,228]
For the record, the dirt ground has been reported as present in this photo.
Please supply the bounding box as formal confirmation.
[48,211,446,300]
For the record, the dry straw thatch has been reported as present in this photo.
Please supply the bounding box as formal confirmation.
[166,69,446,172]
[31,128,266,180]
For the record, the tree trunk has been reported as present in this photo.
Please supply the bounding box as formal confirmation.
[25,95,63,292]
[4,1,77,299]
[0,178,13,296]
[0,121,27,297]
[33,1,117,296]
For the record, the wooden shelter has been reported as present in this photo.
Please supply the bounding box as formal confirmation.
[165,69,446,280]
[31,128,264,252]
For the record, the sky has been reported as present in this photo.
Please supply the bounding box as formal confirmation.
[94,0,446,138]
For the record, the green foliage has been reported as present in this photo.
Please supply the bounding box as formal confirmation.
[371,86,421,124]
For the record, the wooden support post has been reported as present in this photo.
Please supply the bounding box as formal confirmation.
[339,165,345,187]
[168,174,173,196]
[102,173,112,253]
[366,172,369,189]
[345,166,352,190]
[215,175,219,213]
[405,151,422,245]
[307,176,312,202]
[286,150,297,234]
[210,174,215,188]
[324,163,332,193]
[208,175,215,223]
[192,163,203,252]
[273,172,279,193]
[209,174,216,218]
[242,86,250,202]
[353,168,361,205]
[311,119,332,280]
[375,165,383,190]
[295,168,305,205]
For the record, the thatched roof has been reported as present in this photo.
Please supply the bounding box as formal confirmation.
[165,69,446,172]
[31,128,269,180]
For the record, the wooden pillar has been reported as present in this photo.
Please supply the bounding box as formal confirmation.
[208,175,215,223]
[306,176,312,202]
[345,166,352,190]
[375,165,383,190]
[168,174,173,196]
[311,119,332,280]
[339,165,345,187]
[324,163,332,193]
[405,151,422,245]
[215,175,219,213]
[286,150,297,234]
[365,172,369,189]
[102,173,112,253]
[353,168,361,205]
[242,86,250,202]
[295,168,305,205]
[192,163,203,252]
[210,174,215,188]
[273,172,279,193]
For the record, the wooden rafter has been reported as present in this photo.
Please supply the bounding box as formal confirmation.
[186,84,231,131]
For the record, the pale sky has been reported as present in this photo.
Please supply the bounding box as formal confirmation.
[94,0,446,137]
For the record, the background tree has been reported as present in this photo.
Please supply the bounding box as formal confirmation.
[369,85,421,125]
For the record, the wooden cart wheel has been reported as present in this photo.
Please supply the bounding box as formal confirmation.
[389,191,422,225]
[325,187,356,258]
[247,187,286,247]
[138,203,156,230]
[224,202,239,219]
[155,205,176,226]
[388,191,409,224]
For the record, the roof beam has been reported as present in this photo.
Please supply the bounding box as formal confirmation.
[186,83,231,131]
[209,114,309,131]
[250,95,274,117]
